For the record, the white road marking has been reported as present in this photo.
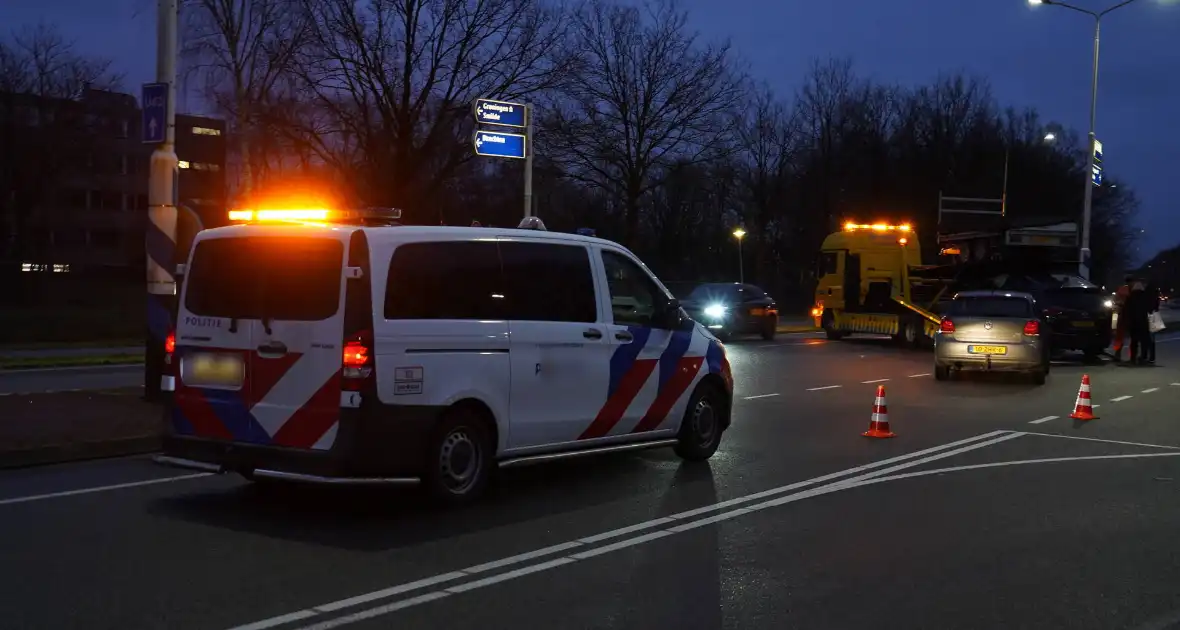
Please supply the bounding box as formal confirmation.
[861,378,889,384]
[742,393,780,400]
[1029,415,1059,425]
[1020,431,1180,451]
[909,373,930,378]
[231,431,1018,630]
[0,473,212,507]
[0,363,141,374]
[859,451,1180,486]
[806,385,841,391]
[1111,395,1133,402]
[1142,388,1160,394]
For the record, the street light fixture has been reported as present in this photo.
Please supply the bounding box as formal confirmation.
[1026,0,1141,281]
[732,228,747,284]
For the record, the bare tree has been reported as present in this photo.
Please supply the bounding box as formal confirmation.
[734,84,800,276]
[543,0,744,245]
[182,0,311,195]
[0,23,122,264]
[277,0,572,222]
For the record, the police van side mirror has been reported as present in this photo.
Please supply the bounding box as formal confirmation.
[344,266,364,279]
[657,298,682,329]
[175,263,187,276]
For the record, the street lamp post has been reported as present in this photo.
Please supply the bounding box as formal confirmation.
[733,228,746,284]
[1027,0,1140,281]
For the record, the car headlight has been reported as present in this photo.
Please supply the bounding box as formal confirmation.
[1103,299,1113,309]
[703,304,728,319]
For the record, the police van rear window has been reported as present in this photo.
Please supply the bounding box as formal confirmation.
[185,236,344,321]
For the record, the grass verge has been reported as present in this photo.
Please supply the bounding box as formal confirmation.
[0,353,144,371]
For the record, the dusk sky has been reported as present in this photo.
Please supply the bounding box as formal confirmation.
[3,0,1177,261]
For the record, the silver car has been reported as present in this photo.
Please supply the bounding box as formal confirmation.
[934,290,1049,384]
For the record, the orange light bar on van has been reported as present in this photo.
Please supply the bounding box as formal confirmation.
[228,208,333,222]
[843,222,912,233]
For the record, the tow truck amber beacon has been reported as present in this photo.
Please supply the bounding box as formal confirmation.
[156,205,734,505]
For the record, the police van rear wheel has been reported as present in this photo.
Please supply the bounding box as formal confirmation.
[424,408,493,506]
[674,384,724,462]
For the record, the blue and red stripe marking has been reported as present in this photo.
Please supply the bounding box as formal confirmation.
[631,330,699,433]
[171,347,338,448]
[578,326,653,440]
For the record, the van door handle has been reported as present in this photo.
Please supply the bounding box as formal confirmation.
[615,331,634,342]
[257,341,288,355]
[583,329,603,339]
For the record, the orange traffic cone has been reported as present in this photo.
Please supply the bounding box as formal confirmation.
[1069,374,1098,421]
[862,385,896,438]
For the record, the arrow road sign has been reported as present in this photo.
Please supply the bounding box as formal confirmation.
[473,98,526,128]
[473,130,527,159]
[141,82,168,145]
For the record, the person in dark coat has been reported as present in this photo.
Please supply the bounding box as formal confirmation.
[1123,279,1151,365]
[1145,281,1161,364]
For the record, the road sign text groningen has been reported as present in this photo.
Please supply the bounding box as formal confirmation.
[472,130,527,159]
[473,98,526,128]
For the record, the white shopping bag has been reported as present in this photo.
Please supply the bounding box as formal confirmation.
[1149,311,1166,333]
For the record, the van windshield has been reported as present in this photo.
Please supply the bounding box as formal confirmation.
[184,236,344,321]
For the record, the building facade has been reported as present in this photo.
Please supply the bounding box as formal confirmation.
[1,87,226,275]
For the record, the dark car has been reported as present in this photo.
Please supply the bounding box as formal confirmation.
[999,274,1113,359]
[682,282,779,340]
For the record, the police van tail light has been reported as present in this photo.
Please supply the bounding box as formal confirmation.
[1023,320,1040,336]
[939,318,955,334]
[164,330,177,374]
[342,330,374,391]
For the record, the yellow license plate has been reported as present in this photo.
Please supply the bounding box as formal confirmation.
[186,353,245,387]
[1071,320,1095,327]
[749,308,766,316]
[968,345,1008,355]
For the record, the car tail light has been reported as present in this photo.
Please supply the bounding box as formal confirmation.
[1024,320,1040,336]
[163,330,177,375]
[342,330,374,391]
[940,318,955,334]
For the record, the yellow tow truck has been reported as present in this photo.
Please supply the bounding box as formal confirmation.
[811,222,951,347]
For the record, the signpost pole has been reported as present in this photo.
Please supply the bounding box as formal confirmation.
[144,0,179,401]
[523,103,533,218]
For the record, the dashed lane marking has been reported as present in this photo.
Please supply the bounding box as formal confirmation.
[806,385,842,391]
[1143,388,1160,394]
[861,378,889,384]
[742,393,780,400]
[1029,415,1059,425]
[909,373,930,378]
[1111,395,1133,402]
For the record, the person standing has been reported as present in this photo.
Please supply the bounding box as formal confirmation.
[1145,281,1161,364]
[1124,278,1151,365]
[1112,275,1133,362]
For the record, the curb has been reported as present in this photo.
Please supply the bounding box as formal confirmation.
[0,356,144,371]
[0,435,161,470]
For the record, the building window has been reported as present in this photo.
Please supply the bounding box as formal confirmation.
[192,126,222,136]
[118,119,129,138]
[120,155,129,175]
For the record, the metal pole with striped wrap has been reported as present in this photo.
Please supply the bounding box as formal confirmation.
[144,0,179,401]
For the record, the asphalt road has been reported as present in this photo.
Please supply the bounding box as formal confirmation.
[0,364,144,395]
[3,332,1180,629]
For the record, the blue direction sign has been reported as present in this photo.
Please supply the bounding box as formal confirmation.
[473,130,527,159]
[141,82,168,144]
[473,98,526,128]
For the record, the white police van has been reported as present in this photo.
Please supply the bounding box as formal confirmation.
[157,210,734,504]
